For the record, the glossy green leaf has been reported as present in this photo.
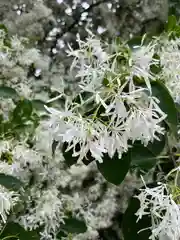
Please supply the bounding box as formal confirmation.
[62,143,94,167]
[31,99,47,111]
[0,173,23,191]
[166,15,177,31]
[56,231,67,239]
[131,135,166,170]
[61,217,87,234]
[12,99,33,123]
[97,151,131,185]
[98,228,121,240]
[175,102,180,112]
[127,36,142,49]
[1,222,39,240]
[151,80,178,136]
[146,135,166,155]
[127,35,151,49]
[0,86,19,99]
[122,196,151,240]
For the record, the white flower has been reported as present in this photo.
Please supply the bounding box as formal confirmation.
[18,83,32,98]
[159,38,180,102]
[19,187,64,235]
[0,141,11,155]
[0,29,6,41]
[18,48,40,66]
[44,35,167,163]
[12,144,42,168]
[130,43,158,90]
[89,140,107,163]
[135,182,180,240]
[125,96,166,145]
[67,33,109,92]
[45,87,166,162]
[45,106,73,118]
[11,36,24,52]
[86,38,108,63]
[0,186,19,223]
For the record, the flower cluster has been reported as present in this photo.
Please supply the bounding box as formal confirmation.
[158,37,180,103]
[0,29,50,99]
[45,34,167,163]
[135,182,180,240]
[0,137,137,239]
[0,185,19,224]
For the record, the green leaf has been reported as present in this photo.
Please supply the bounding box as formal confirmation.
[102,78,110,87]
[1,222,40,240]
[175,102,180,112]
[146,135,166,156]
[97,151,132,185]
[0,86,19,99]
[127,36,143,49]
[166,15,177,31]
[31,99,47,111]
[12,99,33,123]
[56,231,67,239]
[62,143,94,167]
[122,196,151,240]
[131,136,166,170]
[164,15,180,38]
[61,217,87,234]
[0,173,22,191]
[0,24,8,34]
[131,147,156,170]
[0,121,13,138]
[98,227,121,240]
[151,80,178,136]
[127,35,151,49]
